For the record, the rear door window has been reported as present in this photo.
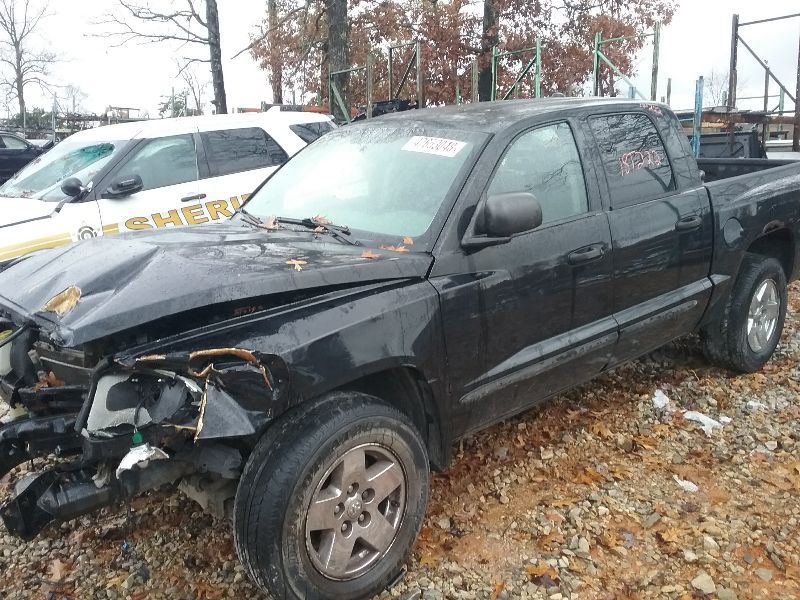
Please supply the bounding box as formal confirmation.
[589,112,675,208]
[289,121,335,143]
[201,127,288,177]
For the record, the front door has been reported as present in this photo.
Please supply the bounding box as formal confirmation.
[97,133,201,234]
[432,121,616,433]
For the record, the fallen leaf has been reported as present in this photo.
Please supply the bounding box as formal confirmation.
[67,530,86,546]
[286,259,307,272]
[526,563,558,580]
[106,573,128,590]
[549,497,579,507]
[313,226,326,233]
[379,244,410,253]
[657,527,684,544]
[361,250,380,260]
[312,214,332,225]
[633,435,657,451]
[610,465,632,480]
[704,485,731,504]
[590,421,612,438]
[575,467,605,485]
[50,558,70,582]
[419,553,441,568]
[598,530,616,548]
[490,582,506,600]
[402,236,414,245]
[258,215,279,230]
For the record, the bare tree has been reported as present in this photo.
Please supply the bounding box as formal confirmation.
[180,65,207,114]
[0,0,55,134]
[98,0,227,113]
[705,69,748,108]
[63,84,87,113]
[705,69,729,107]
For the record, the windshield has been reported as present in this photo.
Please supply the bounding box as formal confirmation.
[0,136,128,201]
[244,125,484,239]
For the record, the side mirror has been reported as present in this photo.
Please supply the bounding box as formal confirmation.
[60,177,85,198]
[105,174,143,199]
[464,192,543,248]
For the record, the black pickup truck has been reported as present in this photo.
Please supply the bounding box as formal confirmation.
[0,98,799,599]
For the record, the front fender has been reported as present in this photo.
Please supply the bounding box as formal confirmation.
[112,279,449,436]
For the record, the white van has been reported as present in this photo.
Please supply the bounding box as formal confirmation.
[0,110,335,266]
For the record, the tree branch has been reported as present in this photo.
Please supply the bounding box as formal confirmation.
[232,2,309,60]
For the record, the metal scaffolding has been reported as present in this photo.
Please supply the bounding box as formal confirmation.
[727,12,800,151]
[328,57,374,124]
[592,23,661,101]
[455,60,478,104]
[491,41,541,101]
[388,40,425,109]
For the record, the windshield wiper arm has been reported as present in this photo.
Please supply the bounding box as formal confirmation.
[237,207,263,227]
[278,216,360,246]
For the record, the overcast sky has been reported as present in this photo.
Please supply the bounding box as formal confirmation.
[16,0,800,116]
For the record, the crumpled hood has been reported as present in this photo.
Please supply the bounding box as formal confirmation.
[0,196,54,228]
[0,221,432,346]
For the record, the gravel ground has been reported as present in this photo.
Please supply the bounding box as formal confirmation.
[1,285,799,599]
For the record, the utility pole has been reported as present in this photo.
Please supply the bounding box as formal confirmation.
[727,14,739,111]
[763,61,770,144]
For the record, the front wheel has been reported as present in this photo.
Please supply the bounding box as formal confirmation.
[233,392,429,600]
[702,253,787,372]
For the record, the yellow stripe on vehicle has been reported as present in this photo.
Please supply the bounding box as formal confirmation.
[102,223,120,235]
[0,234,72,262]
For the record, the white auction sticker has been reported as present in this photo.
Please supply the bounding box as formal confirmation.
[402,136,467,157]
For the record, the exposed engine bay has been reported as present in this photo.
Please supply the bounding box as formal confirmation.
[0,316,286,539]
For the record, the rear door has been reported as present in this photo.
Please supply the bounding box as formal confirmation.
[197,127,289,218]
[97,133,201,234]
[587,110,713,363]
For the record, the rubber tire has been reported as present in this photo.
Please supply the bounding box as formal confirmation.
[233,392,429,600]
[701,253,787,373]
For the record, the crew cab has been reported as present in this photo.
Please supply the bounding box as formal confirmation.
[0,110,335,266]
[0,98,799,599]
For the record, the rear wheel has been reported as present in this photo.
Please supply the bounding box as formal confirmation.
[233,392,429,599]
[701,253,787,372]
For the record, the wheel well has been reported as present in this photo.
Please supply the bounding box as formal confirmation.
[747,229,794,279]
[339,367,448,471]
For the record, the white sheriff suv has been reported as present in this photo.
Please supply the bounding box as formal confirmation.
[0,109,335,266]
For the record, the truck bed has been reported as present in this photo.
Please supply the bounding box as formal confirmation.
[697,157,798,182]
[699,159,800,330]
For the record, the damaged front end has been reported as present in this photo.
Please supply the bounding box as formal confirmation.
[0,321,286,539]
